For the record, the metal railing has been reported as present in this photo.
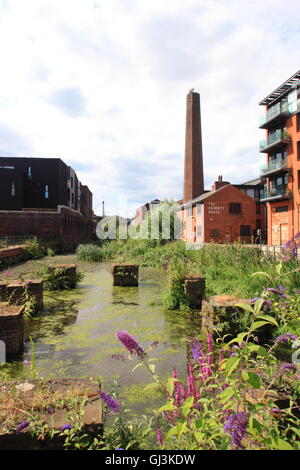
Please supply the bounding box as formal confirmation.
[260,158,288,174]
[0,236,36,249]
[261,186,290,200]
[259,100,289,126]
[259,130,290,151]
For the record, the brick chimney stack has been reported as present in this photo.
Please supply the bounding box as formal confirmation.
[183,90,204,203]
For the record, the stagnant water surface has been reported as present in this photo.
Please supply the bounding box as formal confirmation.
[0,254,203,414]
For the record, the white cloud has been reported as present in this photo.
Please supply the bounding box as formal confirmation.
[0,0,299,216]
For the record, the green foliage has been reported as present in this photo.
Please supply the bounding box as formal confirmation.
[161,258,190,311]
[113,301,299,450]
[0,238,46,270]
[76,244,104,262]
[138,201,181,245]
[36,266,84,290]
[23,239,46,259]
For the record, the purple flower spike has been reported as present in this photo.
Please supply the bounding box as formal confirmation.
[275,333,297,344]
[61,424,73,431]
[191,338,202,361]
[99,391,121,412]
[116,330,146,358]
[280,362,297,372]
[16,421,30,433]
[157,428,164,447]
[224,412,248,448]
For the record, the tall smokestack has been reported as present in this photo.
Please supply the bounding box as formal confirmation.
[102,201,105,217]
[183,90,204,203]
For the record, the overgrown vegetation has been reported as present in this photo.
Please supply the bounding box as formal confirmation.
[36,266,84,290]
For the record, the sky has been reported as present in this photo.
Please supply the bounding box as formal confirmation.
[0,0,300,218]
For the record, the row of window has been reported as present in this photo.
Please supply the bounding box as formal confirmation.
[185,203,244,216]
[183,224,253,237]
[209,226,251,238]
[9,182,49,199]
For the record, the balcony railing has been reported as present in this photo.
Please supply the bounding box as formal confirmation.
[260,158,289,176]
[259,130,291,153]
[260,186,291,201]
[259,101,290,128]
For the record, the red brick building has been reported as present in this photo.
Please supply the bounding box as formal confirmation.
[259,69,300,245]
[179,182,263,243]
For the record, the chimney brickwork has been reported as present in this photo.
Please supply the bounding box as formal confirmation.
[183,91,204,203]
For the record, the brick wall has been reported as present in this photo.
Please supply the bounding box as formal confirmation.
[0,303,25,356]
[0,207,91,250]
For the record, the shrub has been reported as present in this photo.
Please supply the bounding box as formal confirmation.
[36,266,84,290]
[76,244,104,262]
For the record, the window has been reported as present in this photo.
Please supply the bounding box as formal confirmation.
[27,166,32,180]
[71,177,74,189]
[297,113,300,132]
[196,225,202,236]
[44,185,49,199]
[298,170,300,190]
[11,182,15,196]
[240,225,250,236]
[210,229,220,239]
[188,206,193,216]
[196,204,202,215]
[298,141,300,161]
[229,203,241,214]
[275,206,288,213]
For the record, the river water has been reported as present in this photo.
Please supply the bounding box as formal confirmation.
[0,254,203,415]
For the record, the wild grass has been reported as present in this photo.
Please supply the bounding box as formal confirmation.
[79,239,300,299]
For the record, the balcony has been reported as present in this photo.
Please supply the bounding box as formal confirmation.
[259,130,291,153]
[260,159,291,177]
[259,101,290,129]
[260,186,292,202]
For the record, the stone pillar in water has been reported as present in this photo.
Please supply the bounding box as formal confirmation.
[0,303,25,356]
[184,277,205,308]
[112,265,139,287]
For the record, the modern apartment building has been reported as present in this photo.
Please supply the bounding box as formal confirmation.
[259,69,300,245]
[0,157,93,249]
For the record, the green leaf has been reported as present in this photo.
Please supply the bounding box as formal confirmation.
[242,371,261,389]
[253,299,265,315]
[182,395,194,409]
[276,439,294,450]
[182,396,194,417]
[148,364,156,374]
[250,271,271,279]
[257,314,278,326]
[166,426,177,440]
[193,431,204,443]
[235,303,254,313]
[251,320,270,331]
[227,332,248,346]
[218,386,235,404]
[276,263,283,274]
[247,344,268,357]
[177,419,188,440]
[166,378,179,397]
[225,356,240,376]
[157,402,177,414]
